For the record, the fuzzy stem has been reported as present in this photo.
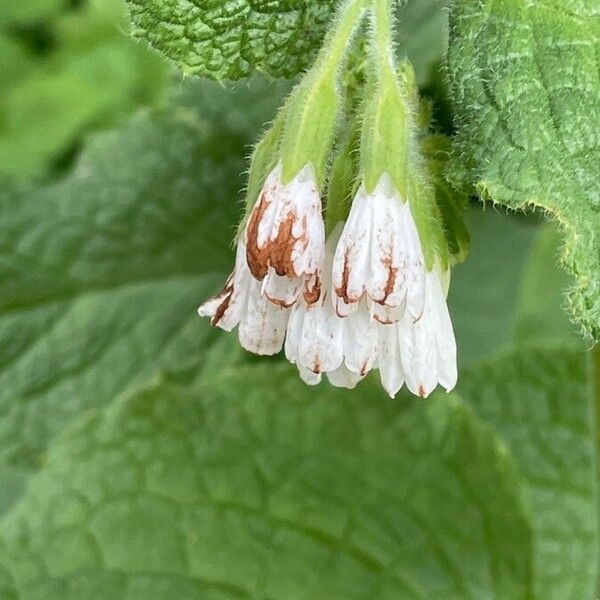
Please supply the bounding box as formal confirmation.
[592,344,600,596]
[371,0,397,77]
[279,0,371,184]
[313,0,372,79]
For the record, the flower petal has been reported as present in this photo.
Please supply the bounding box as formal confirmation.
[245,162,324,285]
[326,364,364,389]
[403,203,427,322]
[238,278,289,355]
[198,242,249,331]
[332,186,371,305]
[298,364,322,386]
[261,267,304,308]
[344,306,378,376]
[377,323,405,398]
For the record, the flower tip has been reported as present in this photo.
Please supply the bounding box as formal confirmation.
[197,300,216,320]
[298,365,322,386]
[443,382,457,395]
[382,381,403,399]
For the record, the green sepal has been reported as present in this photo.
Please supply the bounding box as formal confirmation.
[359,67,411,196]
[236,108,287,237]
[325,123,361,234]
[407,166,452,271]
[280,74,341,186]
[242,109,286,211]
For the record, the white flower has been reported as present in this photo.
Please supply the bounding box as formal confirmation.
[199,223,457,399]
[372,267,457,399]
[244,162,325,307]
[377,322,404,398]
[332,173,426,323]
[297,364,365,390]
[285,225,377,386]
[198,241,289,355]
[397,268,457,398]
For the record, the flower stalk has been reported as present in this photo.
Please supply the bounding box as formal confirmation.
[198,0,467,399]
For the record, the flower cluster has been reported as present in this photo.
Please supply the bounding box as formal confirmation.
[198,0,466,398]
[199,164,456,398]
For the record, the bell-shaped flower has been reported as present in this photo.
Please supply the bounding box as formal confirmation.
[285,225,377,388]
[198,240,289,356]
[397,267,457,397]
[244,162,325,308]
[332,173,426,324]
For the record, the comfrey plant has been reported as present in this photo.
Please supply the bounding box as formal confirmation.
[198,0,465,398]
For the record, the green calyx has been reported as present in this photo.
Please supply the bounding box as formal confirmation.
[359,71,411,196]
[356,0,462,270]
[240,0,468,272]
[326,123,361,235]
[238,108,287,236]
[279,0,370,186]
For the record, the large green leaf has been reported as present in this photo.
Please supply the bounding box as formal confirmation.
[126,0,452,83]
[126,0,338,80]
[0,368,533,598]
[459,345,597,599]
[0,467,27,518]
[0,80,283,469]
[448,0,600,340]
[449,206,538,364]
[0,565,17,600]
[514,224,581,344]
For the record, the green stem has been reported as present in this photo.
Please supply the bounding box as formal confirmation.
[280,0,371,184]
[593,344,600,596]
[313,0,372,79]
[372,0,396,74]
[593,346,600,458]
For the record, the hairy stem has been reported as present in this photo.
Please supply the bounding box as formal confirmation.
[372,0,396,73]
[593,344,600,595]
[314,0,372,78]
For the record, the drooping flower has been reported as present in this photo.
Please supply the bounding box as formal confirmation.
[198,240,289,356]
[282,218,457,399]
[198,0,465,400]
[398,267,457,397]
[332,173,426,324]
[285,225,377,388]
[244,163,325,308]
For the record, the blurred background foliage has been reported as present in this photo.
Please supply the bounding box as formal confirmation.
[0,0,167,182]
[0,0,595,598]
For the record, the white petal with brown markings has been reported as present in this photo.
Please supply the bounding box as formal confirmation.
[198,241,290,355]
[245,162,325,306]
[332,173,426,323]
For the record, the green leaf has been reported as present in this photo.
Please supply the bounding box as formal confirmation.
[459,345,597,599]
[0,0,65,25]
[448,0,600,340]
[515,224,581,345]
[125,0,452,84]
[0,369,533,598]
[0,79,283,469]
[0,0,167,181]
[449,207,539,364]
[126,0,339,80]
[0,467,27,518]
[0,566,17,600]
